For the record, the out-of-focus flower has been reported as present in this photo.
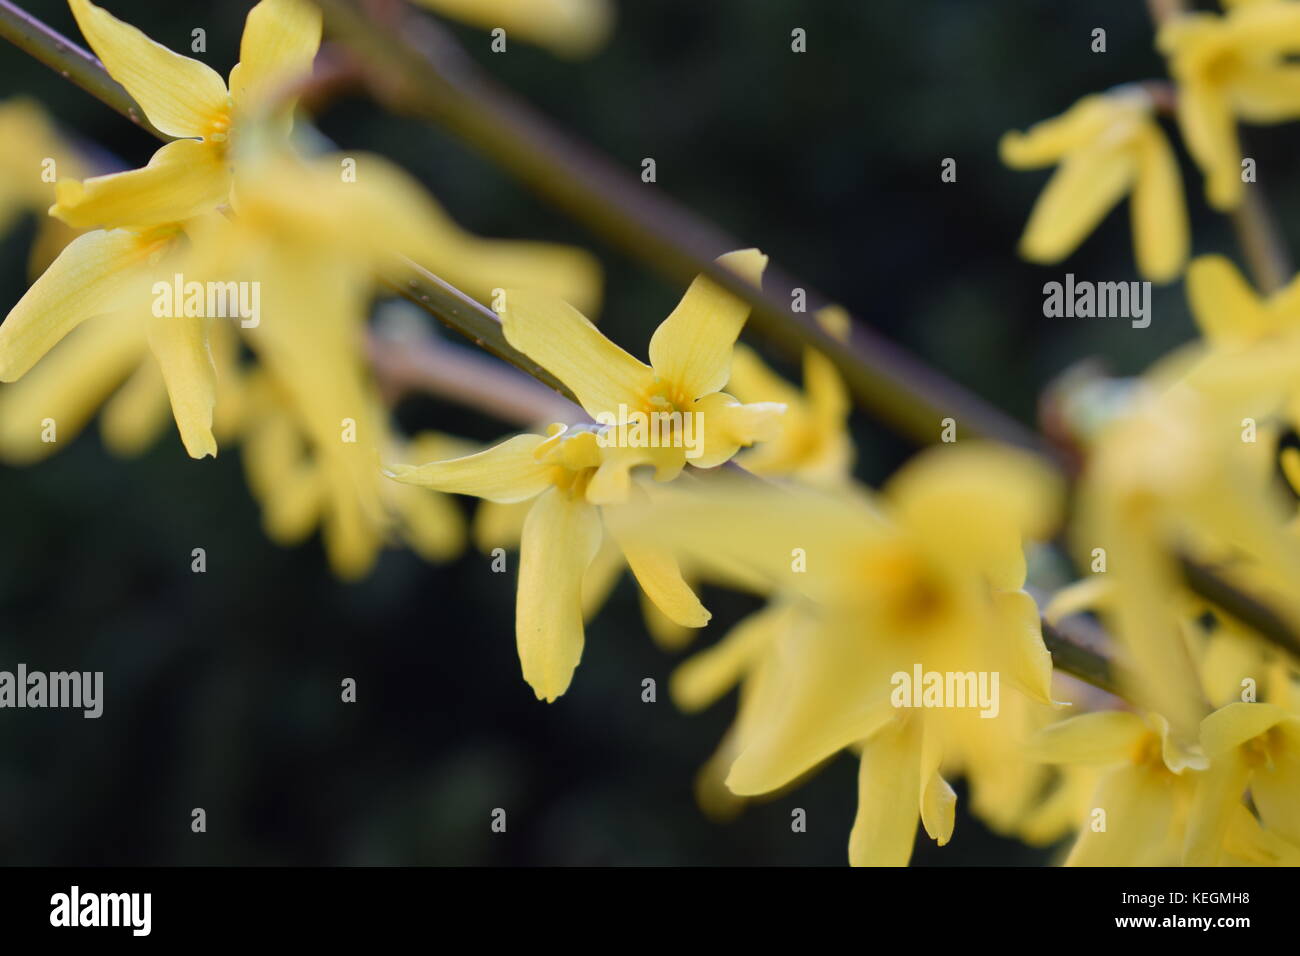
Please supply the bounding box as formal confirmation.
[52,0,321,230]
[725,306,855,486]
[387,423,715,700]
[1001,87,1188,282]
[1058,384,1300,745]
[1030,711,1204,866]
[1187,700,1300,864]
[0,217,222,459]
[498,248,785,504]
[1158,0,1300,210]
[411,0,613,58]
[609,442,1063,864]
[0,98,90,276]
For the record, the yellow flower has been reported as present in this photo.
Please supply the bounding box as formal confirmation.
[724,306,855,486]
[1030,711,1204,866]
[497,248,785,504]
[0,98,89,276]
[1001,87,1188,282]
[1187,701,1300,864]
[609,442,1063,864]
[0,217,222,459]
[387,423,713,701]
[51,0,321,231]
[411,0,613,58]
[1159,0,1300,210]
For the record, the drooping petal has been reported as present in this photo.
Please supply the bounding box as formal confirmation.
[1130,124,1188,284]
[50,139,229,230]
[1186,255,1269,344]
[146,313,216,459]
[1065,765,1180,866]
[918,722,956,846]
[1176,76,1242,211]
[609,519,710,628]
[99,353,169,456]
[516,487,603,701]
[500,290,653,419]
[0,229,150,381]
[849,715,923,866]
[0,311,143,462]
[989,589,1056,705]
[647,249,767,401]
[69,0,230,138]
[1184,748,1251,865]
[386,433,554,503]
[1017,142,1135,263]
[671,601,791,712]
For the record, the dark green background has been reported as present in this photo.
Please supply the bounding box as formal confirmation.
[0,0,1290,865]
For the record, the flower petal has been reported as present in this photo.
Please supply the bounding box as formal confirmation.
[0,229,149,381]
[1017,141,1135,263]
[671,601,790,712]
[609,520,710,628]
[99,351,169,456]
[69,0,230,138]
[51,139,229,230]
[147,314,216,458]
[1028,711,1148,765]
[386,432,553,503]
[516,487,603,701]
[849,715,922,866]
[648,249,767,400]
[1130,124,1188,284]
[500,290,653,419]
[229,0,322,114]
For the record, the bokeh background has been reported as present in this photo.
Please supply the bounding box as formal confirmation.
[1,0,1295,865]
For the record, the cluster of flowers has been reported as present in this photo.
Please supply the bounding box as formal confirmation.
[2,0,1298,866]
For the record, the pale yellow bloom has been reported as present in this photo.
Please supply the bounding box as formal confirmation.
[1159,1,1300,210]
[411,0,613,58]
[52,0,321,230]
[609,442,1063,864]
[1001,87,1188,282]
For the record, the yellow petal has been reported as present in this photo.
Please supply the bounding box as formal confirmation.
[1200,701,1290,756]
[516,487,603,701]
[69,0,230,138]
[0,311,143,463]
[849,716,922,866]
[648,249,767,401]
[51,139,229,230]
[390,481,466,562]
[1018,141,1135,263]
[1028,711,1149,764]
[581,537,624,621]
[229,0,322,114]
[1184,749,1251,865]
[412,0,613,57]
[1176,77,1242,211]
[147,314,216,459]
[1130,124,1188,284]
[0,229,150,381]
[386,433,553,503]
[670,602,789,712]
[1252,727,1300,843]
[691,391,786,469]
[1065,765,1179,866]
[999,95,1114,169]
[918,724,956,846]
[990,589,1055,705]
[1186,254,1268,343]
[888,442,1061,591]
[614,530,710,628]
[1230,63,1300,122]
[727,614,898,795]
[99,354,169,456]
[500,290,653,419]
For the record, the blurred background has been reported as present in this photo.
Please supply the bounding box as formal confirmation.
[1,0,1295,865]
